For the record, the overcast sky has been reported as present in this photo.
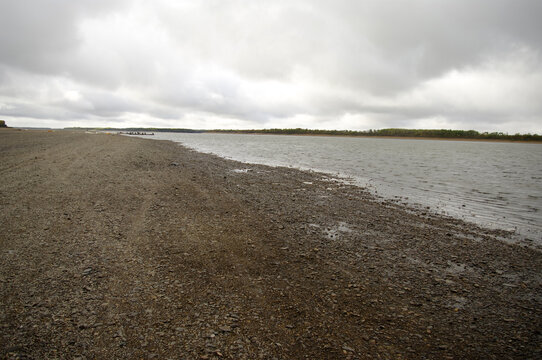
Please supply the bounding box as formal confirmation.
[1,0,541,132]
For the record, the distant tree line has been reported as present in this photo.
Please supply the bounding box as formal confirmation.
[0,120,7,128]
[210,128,542,141]
[64,126,542,141]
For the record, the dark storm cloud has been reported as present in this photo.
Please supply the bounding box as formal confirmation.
[0,0,541,132]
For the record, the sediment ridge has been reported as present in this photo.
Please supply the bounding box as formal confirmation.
[1,129,540,359]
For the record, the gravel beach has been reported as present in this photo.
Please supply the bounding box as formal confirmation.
[1,129,541,359]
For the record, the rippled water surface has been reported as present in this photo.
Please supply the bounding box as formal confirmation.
[144,133,542,241]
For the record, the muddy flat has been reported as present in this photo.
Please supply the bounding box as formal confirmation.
[1,129,540,359]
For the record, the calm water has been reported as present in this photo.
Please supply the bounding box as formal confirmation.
[142,132,542,242]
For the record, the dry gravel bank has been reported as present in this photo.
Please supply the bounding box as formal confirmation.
[0,129,541,359]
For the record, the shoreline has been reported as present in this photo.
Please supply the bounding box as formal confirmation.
[1,129,541,358]
[10,128,542,144]
[133,131,540,242]
[130,133,540,251]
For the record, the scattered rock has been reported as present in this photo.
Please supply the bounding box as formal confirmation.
[219,325,232,333]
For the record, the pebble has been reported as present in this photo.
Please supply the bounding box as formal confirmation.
[219,325,232,332]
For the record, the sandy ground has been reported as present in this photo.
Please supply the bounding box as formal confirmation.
[0,129,540,359]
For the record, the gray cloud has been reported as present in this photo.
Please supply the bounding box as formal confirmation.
[0,0,541,132]
[0,0,127,74]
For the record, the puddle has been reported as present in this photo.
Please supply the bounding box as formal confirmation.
[445,261,469,275]
[231,168,253,173]
[317,221,355,240]
[447,296,468,310]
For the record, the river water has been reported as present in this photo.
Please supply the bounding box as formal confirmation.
[140,132,542,242]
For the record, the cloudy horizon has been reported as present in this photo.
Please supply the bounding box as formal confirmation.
[1,0,541,133]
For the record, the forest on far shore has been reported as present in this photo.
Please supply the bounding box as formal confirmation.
[210,128,542,141]
[63,126,542,141]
